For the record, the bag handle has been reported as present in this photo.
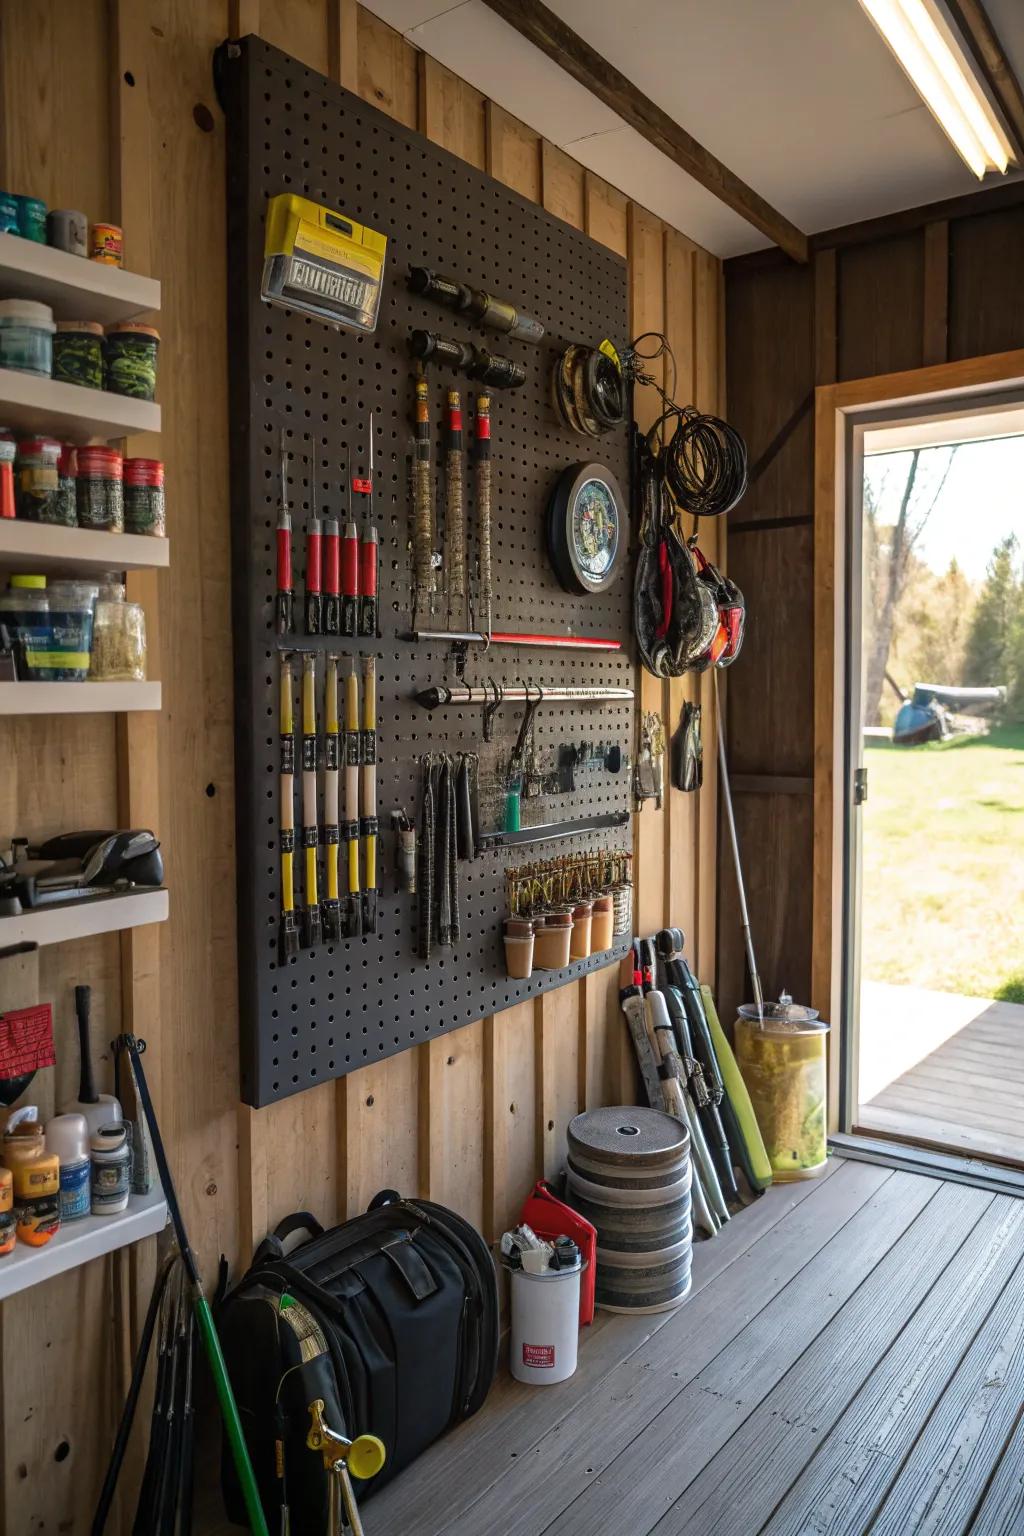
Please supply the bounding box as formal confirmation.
[252,1209,324,1267]
[367,1189,403,1211]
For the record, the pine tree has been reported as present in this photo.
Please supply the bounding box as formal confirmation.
[962,535,1021,691]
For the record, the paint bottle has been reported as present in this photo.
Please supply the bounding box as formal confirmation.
[90,1123,131,1216]
[46,1113,91,1222]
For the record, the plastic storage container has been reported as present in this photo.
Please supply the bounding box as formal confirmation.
[533,913,573,971]
[15,195,47,242]
[37,579,98,680]
[591,894,614,953]
[76,446,123,531]
[509,1246,584,1385]
[734,993,829,1181]
[91,1123,131,1215]
[0,576,49,678]
[569,901,593,960]
[104,322,159,400]
[90,599,146,680]
[0,298,55,375]
[15,438,62,521]
[53,320,104,389]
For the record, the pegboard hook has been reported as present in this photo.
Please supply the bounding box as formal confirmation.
[483,677,503,742]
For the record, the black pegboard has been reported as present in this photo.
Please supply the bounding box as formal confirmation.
[225,38,634,1107]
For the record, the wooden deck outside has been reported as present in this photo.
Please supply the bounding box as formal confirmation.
[353,1155,1024,1536]
[858,981,1024,1165]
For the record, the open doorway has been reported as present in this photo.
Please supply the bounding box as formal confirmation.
[849,413,1024,1163]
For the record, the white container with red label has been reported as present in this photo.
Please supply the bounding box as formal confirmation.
[509,1251,584,1386]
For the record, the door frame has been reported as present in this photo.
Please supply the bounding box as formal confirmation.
[812,347,1024,1135]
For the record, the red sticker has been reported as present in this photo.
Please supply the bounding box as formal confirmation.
[476,417,491,439]
[351,477,372,495]
[0,1004,55,1079]
[522,1343,555,1369]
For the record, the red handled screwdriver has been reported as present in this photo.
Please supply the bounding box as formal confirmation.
[304,435,323,635]
[341,464,359,638]
[275,429,294,635]
[323,476,340,636]
[357,411,379,638]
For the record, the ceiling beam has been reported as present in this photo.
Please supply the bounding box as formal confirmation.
[478,0,809,264]
[943,0,1024,161]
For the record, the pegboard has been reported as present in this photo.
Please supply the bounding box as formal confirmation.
[225,38,634,1107]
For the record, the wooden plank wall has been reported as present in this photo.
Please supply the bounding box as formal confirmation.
[720,191,1024,1024]
[0,3,723,1526]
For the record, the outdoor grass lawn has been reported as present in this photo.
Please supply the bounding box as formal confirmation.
[862,725,1024,1002]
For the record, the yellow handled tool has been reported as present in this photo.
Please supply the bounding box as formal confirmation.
[344,658,362,938]
[360,655,378,935]
[278,653,300,962]
[306,1398,386,1536]
[301,652,321,949]
[322,655,341,942]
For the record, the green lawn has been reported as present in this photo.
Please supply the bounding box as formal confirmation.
[862,726,1024,1002]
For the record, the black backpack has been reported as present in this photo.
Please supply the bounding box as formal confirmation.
[218,1191,499,1530]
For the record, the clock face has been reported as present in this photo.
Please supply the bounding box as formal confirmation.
[571,476,620,586]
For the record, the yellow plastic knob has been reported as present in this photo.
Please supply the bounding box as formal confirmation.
[348,1434,386,1481]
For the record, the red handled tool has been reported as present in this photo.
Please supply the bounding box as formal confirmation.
[341,466,359,639]
[356,411,378,638]
[304,436,323,636]
[275,430,294,635]
[323,469,341,635]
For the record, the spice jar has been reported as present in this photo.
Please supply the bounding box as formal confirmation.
[90,600,146,681]
[15,437,62,520]
[53,320,104,390]
[91,1122,131,1216]
[76,446,124,531]
[104,322,159,400]
[90,222,123,266]
[0,299,55,376]
[124,458,165,536]
[0,436,15,520]
[0,1210,15,1255]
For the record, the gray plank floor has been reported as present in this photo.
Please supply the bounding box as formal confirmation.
[360,1155,1024,1536]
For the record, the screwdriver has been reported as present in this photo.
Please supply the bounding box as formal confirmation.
[356,412,378,638]
[322,655,341,942]
[278,653,300,961]
[275,430,294,635]
[361,654,378,936]
[323,476,341,637]
[304,436,323,636]
[344,658,362,938]
[301,651,321,948]
[341,466,359,639]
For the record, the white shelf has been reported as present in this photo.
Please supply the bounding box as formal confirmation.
[0,888,168,947]
[0,233,159,325]
[0,1186,167,1300]
[0,369,159,442]
[0,520,169,574]
[0,680,160,713]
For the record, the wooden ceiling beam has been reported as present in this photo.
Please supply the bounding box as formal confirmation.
[943,0,1024,162]
[479,0,809,264]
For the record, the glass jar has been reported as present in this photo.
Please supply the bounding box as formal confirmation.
[0,298,55,374]
[124,457,165,536]
[49,444,78,527]
[76,446,123,531]
[15,438,62,521]
[104,322,159,400]
[90,599,146,681]
[53,320,104,389]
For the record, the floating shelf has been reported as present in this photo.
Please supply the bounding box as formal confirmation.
[0,1186,167,1301]
[0,888,168,947]
[0,680,160,714]
[0,233,160,325]
[0,369,160,442]
[0,520,169,574]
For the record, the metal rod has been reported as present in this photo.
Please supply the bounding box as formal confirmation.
[416,684,634,708]
[478,811,630,849]
[405,629,622,651]
[713,669,764,1020]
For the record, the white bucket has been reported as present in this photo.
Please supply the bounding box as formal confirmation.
[509,1260,583,1385]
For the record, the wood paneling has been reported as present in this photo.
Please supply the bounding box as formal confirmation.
[0,8,725,1526]
[838,233,924,381]
[948,203,1024,360]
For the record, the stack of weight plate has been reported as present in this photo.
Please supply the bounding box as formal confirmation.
[566,1106,692,1313]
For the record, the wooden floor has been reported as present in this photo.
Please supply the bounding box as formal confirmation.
[357,1155,1024,1536]
[859,992,1024,1165]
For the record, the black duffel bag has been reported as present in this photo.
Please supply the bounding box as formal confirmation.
[218,1190,499,1530]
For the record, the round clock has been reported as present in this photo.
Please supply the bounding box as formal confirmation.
[546,462,627,595]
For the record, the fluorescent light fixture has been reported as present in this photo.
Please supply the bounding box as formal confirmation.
[859,0,1014,177]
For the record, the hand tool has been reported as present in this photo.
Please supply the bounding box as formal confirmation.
[417,758,435,960]
[107,1036,270,1536]
[356,412,378,638]
[436,757,453,945]
[477,811,630,850]
[416,683,634,708]
[341,465,359,639]
[445,390,466,629]
[455,752,476,861]
[277,652,300,961]
[360,654,378,935]
[644,986,719,1238]
[408,266,544,343]
[390,809,416,894]
[409,331,526,389]
[617,952,662,1109]
[275,429,294,635]
[322,655,342,942]
[474,393,492,636]
[306,1397,386,1536]
[504,683,543,834]
[482,677,503,742]
[714,669,764,1020]
[63,983,121,1134]
[412,367,434,622]
[344,659,362,938]
[301,651,322,948]
[323,486,341,636]
[304,437,323,635]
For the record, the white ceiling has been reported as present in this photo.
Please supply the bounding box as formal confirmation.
[361,0,1024,257]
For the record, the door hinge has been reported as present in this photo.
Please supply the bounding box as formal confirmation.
[853,767,868,806]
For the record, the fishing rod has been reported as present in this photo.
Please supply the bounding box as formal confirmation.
[404,629,622,651]
[713,670,764,1019]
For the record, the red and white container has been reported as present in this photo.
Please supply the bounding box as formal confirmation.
[509,1249,584,1386]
